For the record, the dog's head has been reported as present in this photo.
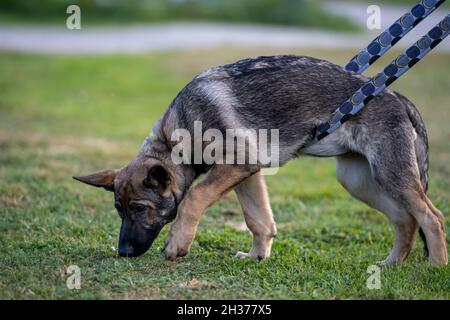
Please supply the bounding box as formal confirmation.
[74,157,180,257]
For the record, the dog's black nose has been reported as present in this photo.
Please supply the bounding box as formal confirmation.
[118,242,135,257]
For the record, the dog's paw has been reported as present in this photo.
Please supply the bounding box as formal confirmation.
[234,251,266,261]
[163,244,188,261]
[235,251,250,259]
[162,231,190,261]
[163,241,188,261]
[377,257,400,267]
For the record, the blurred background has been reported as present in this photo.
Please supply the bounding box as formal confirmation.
[0,0,449,53]
[0,1,449,299]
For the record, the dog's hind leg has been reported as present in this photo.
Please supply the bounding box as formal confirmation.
[234,171,277,260]
[400,189,448,266]
[336,153,419,265]
[345,127,447,266]
[366,135,447,266]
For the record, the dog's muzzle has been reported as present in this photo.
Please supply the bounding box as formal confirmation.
[118,223,163,257]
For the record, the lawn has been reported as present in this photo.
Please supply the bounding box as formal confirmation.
[0,47,449,299]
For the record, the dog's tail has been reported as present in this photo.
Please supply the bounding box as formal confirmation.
[395,92,430,257]
[396,92,429,193]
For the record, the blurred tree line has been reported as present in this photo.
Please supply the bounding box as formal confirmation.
[0,0,358,31]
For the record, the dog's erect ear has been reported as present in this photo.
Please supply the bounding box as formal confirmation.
[143,165,171,194]
[73,169,119,192]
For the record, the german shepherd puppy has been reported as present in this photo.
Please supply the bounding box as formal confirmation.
[74,55,447,266]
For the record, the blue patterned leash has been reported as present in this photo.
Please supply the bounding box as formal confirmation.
[345,0,445,74]
[305,13,449,147]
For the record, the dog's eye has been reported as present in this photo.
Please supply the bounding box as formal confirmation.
[131,203,147,214]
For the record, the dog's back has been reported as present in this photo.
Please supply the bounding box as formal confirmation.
[156,55,420,164]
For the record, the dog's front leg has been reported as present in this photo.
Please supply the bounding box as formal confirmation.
[163,164,257,261]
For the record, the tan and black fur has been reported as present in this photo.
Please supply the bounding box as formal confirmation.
[74,55,447,266]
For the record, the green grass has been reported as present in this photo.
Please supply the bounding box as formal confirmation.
[0,48,449,299]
